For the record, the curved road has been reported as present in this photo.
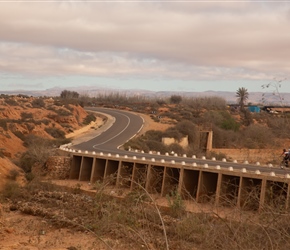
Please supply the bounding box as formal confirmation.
[71,107,144,152]
[70,107,288,176]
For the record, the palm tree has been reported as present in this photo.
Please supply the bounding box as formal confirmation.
[236,87,249,111]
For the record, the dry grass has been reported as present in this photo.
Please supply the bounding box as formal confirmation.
[2,177,290,250]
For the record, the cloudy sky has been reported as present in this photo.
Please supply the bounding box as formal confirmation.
[1,1,290,93]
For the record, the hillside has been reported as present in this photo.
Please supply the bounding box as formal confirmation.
[0,95,95,191]
[0,95,88,158]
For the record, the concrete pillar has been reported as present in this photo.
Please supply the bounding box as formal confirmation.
[145,164,152,192]
[206,131,213,152]
[90,158,96,183]
[215,173,222,206]
[116,161,123,187]
[160,166,166,197]
[196,170,202,203]
[130,162,137,190]
[237,177,243,208]
[178,167,184,194]
[259,178,267,212]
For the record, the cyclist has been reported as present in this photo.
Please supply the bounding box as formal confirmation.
[280,149,289,168]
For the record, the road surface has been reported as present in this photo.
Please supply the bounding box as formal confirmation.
[70,107,288,175]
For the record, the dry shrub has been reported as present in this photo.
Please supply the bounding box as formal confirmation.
[1,181,21,200]
[8,169,20,180]
[242,124,275,149]
[2,174,290,250]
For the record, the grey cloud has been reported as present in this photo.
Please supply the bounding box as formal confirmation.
[0,2,289,81]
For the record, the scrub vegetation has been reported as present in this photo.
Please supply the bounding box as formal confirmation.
[1,91,290,249]
[2,176,290,250]
[83,92,290,155]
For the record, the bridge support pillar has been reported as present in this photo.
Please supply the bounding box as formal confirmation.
[206,130,213,152]
[145,164,151,192]
[215,173,222,206]
[178,167,184,195]
[258,178,267,212]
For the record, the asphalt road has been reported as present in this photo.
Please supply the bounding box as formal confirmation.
[70,107,289,176]
[71,107,144,152]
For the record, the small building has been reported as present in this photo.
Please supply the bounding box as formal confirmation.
[248,105,260,113]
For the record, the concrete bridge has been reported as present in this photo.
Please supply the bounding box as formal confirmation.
[60,146,290,212]
[59,107,290,212]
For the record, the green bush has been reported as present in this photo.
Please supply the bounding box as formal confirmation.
[123,138,150,152]
[144,130,164,141]
[166,189,186,218]
[167,143,185,155]
[145,140,167,153]
[175,120,199,144]
[163,127,183,141]
[220,117,240,131]
[83,113,96,125]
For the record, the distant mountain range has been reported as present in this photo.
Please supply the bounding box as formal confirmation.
[1,86,290,105]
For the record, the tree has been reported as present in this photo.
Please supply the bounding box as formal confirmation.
[261,77,287,106]
[236,87,249,111]
[60,90,79,99]
[170,95,182,104]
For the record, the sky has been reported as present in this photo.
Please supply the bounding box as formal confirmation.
[1,1,290,94]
